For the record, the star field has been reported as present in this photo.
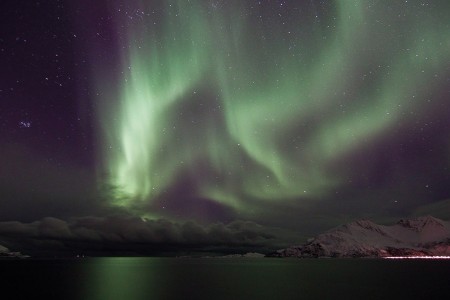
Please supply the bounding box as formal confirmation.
[0,0,449,235]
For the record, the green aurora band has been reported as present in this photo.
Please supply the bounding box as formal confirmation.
[96,0,450,215]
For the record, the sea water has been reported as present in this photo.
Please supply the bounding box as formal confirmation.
[1,257,449,300]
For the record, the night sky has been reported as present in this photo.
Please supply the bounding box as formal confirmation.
[1,0,450,256]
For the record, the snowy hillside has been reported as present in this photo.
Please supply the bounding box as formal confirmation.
[269,216,450,258]
[0,244,29,258]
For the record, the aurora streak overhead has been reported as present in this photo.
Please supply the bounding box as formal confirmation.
[94,0,450,221]
[4,0,450,259]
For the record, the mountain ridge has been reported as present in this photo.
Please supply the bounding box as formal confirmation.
[269,216,450,258]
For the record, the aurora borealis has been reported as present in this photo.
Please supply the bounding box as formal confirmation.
[96,0,450,220]
[1,0,450,254]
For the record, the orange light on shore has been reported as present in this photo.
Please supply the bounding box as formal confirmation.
[383,256,450,260]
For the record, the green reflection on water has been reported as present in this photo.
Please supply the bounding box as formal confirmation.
[81,257,163,300]
[73,257,450,300]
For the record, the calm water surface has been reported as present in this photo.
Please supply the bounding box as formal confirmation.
[1,258,449,300]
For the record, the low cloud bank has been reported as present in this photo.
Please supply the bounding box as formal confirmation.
[0,216,292,256]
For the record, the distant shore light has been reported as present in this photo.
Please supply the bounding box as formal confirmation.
[383,256,450,260]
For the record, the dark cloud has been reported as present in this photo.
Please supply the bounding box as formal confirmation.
[0,215,296,256]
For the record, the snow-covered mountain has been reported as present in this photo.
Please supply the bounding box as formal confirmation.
[269,216,450,258]
[0,244,29,258]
